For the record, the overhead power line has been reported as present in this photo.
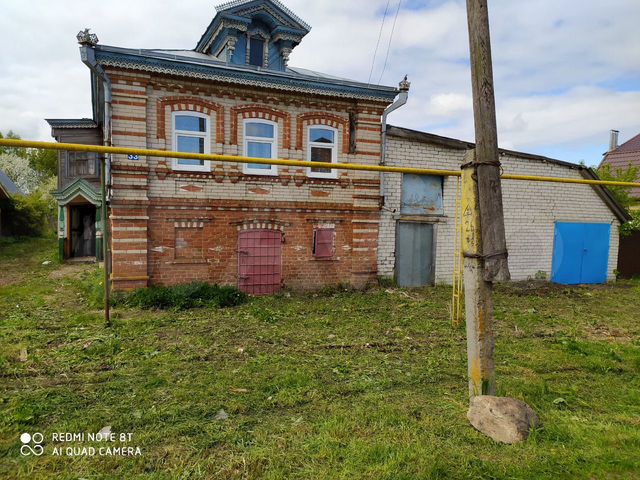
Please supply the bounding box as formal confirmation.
[367,0,392,85]
[378,0,403,84]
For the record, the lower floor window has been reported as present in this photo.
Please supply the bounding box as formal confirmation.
[313,228,335,259]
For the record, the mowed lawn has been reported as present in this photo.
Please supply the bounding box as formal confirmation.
[0,238,639,479]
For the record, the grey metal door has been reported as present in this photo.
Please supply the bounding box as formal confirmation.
[395,222,435,287]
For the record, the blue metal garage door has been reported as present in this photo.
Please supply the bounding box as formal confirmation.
[551,223,611,285]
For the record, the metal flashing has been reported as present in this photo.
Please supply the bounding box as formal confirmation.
[95,46,398,101]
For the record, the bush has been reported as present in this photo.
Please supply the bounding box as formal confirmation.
[1,195,55,238]
[620,210,640,237]
[118,282,247,310]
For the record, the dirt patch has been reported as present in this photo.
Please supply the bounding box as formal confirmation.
[585,325,634,344]
[48,263,94,280]
[498,281,594,298]
[0,272,23,287]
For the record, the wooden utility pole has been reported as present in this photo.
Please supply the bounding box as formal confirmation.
[462,0,510,397]
[101,156,111,327]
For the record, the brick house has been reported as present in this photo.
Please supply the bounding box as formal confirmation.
[47,0,628,291]
[47,0,399,293]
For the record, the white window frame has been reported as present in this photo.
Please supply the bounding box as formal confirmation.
[172,111,211,172]
[306,125,338,179]
[242,118,278,176]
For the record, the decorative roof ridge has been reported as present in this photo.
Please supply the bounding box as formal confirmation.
[94,46,399,98]
[215,0,311,31]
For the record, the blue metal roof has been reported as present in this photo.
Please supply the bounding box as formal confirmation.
[0,170,21,197]
[94,45,398,102]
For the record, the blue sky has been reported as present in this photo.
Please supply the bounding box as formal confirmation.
[0,0,638,166]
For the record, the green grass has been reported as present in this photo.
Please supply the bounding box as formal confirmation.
[1,238,639,479]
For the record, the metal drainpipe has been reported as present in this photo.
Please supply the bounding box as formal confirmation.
[380,76,411,206]
[80,43,113,326]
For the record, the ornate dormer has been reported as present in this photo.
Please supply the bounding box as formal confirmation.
[195,0,311,71]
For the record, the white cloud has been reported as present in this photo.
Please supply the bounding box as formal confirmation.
[0,0,638,165]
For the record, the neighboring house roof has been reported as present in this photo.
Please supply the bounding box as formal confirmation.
[0,170,21,198]
[92,45,398,102]
[45,118,98,129]
[600,132,640,199]
[387,125,631,224]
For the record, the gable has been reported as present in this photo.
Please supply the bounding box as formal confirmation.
[219,0,311,31]
[195,0,310,72]
[53,178,101,206]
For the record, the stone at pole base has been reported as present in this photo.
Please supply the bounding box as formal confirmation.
[467,395,541,444]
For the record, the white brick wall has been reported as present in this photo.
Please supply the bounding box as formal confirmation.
[379,136,621,284]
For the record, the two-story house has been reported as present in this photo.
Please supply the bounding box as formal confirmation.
[47,0,400,293]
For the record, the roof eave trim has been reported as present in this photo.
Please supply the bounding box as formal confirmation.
[96,52,398,101]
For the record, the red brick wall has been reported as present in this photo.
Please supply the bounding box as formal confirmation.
[144,200,379,291]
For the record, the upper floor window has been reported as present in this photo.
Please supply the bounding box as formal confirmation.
[66,152,99,177]
[249,37,265,67]
[307,126,337,179]
[172,112,210,172]
[243,119,278,176]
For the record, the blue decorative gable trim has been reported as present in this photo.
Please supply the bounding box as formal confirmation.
[94,46,399,102]
[195,0,311,72]
[216,0,311,31]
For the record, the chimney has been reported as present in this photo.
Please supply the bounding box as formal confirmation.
[609,129,620,152]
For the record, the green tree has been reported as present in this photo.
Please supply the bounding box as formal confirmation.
[0,130,58,177]
[597,164,639,211]
[0,153,45,194]
[0,131,27,158]
[28,148,58,177]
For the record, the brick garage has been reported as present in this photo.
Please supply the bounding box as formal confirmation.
[379,127,628,285]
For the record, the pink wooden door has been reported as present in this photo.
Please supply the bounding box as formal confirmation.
[238,230,283,295]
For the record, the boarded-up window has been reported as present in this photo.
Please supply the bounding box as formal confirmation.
[313,228,335,259]
[401,174,444,215]
[66,152,98,177]
[175,227,204,260]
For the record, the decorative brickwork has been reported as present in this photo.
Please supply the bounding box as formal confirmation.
[295,112,350,154]
[230,104,291,149]
[146,205,378,291]
[103,66,388,293]
[157,96,225,143]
